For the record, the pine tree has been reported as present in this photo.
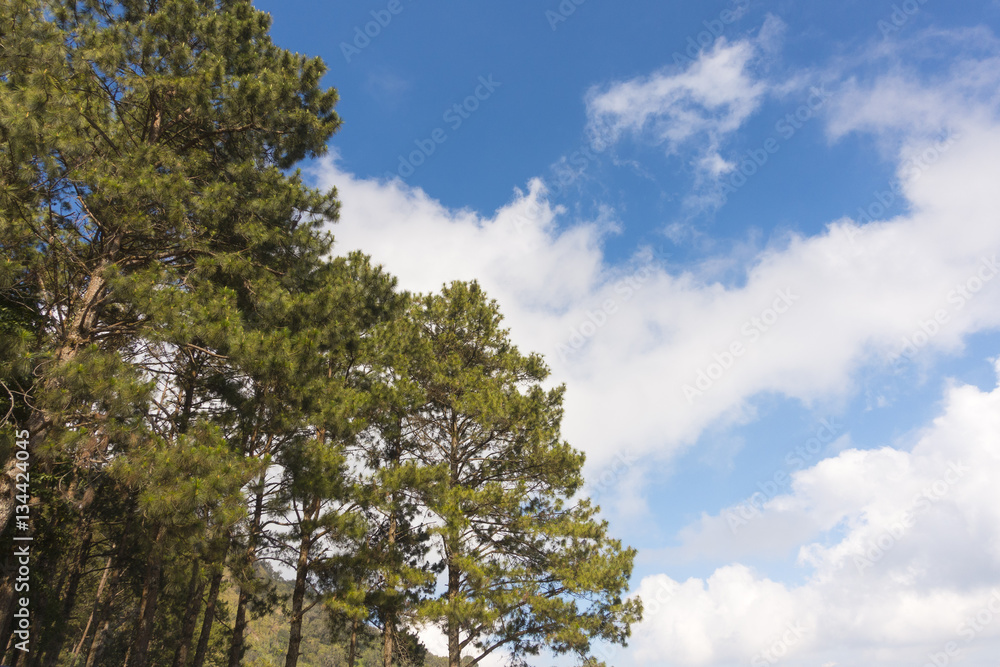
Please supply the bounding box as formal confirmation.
[0,0,342,664]
[352,320,440,667]
[267,254,406,667]
[407,282,643,667]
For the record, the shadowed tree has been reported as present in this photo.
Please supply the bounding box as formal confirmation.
[0,0,341,664]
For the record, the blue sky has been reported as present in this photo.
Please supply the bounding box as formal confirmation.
[258,2,1000,665]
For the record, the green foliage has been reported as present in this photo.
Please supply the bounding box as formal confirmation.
[0,3,642,667]
[407,282,643,666]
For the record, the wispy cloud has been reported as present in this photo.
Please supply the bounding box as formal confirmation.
[584,16,785,184]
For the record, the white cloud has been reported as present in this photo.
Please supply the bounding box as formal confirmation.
[829,29,1000,146]
[414,624,506,667]
[631,566,815,666]
[584,15,784,181]
[629,366,1000,666]
[310,39,1000,498]
[315,111,1000,478]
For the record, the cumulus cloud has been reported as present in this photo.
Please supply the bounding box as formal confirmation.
[314,107,1000,477]
[630,366,1000,666]
[304,39,1000,533]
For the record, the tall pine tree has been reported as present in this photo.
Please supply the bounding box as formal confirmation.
[408,282,643,667]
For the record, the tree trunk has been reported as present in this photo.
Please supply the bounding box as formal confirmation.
[382,611,395,667]
[83,562,126,667]
[38,526,93,667]
[0,415,43,536]
[284,498,318,667]
[23,607,42,665]
[125,525,166,667]
[347,618,358,667]
[228,477,266,667]
[227,588,249,667]
[171,560,205,667]
[5,641,25,667]
[383,507,398,667]
[191,568,223,667]
[448,560,461,667]
[0,458,20,538]
[83,524,132,667]
[83,614,111,667]
[69,557,112,667]
[283,532,311,667]
[0,252,118,536]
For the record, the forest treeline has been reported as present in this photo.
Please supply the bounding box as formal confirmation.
[0,2,642,667]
